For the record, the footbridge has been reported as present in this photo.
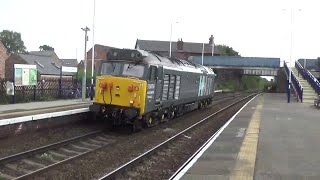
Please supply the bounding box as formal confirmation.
[190,56,280,76]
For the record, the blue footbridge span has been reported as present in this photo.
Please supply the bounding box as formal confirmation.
[190,56,320,104]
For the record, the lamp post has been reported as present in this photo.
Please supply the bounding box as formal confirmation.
[81,26,90,101]
[201,43,204,65]
[288,8,293,103]
[209,35,214,56]
[169,22,178,57]
[90,0,96,100]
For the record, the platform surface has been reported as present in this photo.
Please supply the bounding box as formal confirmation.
[181,93,320,179]
[0,99,92,120]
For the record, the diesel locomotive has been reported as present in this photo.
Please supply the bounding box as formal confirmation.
[89,49,215,130]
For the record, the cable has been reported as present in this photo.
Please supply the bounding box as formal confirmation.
[109,88,112,105]
[102,90,106,105]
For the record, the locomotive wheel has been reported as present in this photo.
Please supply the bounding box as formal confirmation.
[168,110,175,120]
[160,113,167,123]
[144,114,153,128]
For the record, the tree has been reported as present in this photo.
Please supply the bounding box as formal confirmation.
[216,45,240,56]
[39,45,54,51]
[0,30,26,53]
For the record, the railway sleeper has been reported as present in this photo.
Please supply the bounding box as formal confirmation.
[60,148,81,155]
[48,150,68,159]
[21,159,46,168]
[80,141,101,148]
[5,163,32,174]
[0,171,16,180]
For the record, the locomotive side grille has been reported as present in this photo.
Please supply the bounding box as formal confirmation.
[174,75,181,99]
[168,75,175,100]
[162,74,170,100]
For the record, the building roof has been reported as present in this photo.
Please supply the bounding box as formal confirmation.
[28,51,56,57]
[18,53,73,76]
[135,39,220,54]
[60,59,78,67]
[94,44,116,51]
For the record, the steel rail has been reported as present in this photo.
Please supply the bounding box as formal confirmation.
[0,130,106,179]
[98,92,259,179]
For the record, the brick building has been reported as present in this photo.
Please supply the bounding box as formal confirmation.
[78,44,116,75]
[135,35,220,60]
[5,51,73,80]
[0,41,9,79]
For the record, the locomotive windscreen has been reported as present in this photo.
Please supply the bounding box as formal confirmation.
[100,62,145,78]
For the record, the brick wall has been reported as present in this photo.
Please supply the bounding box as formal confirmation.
[5,54,26,81]
[0,42,9,79]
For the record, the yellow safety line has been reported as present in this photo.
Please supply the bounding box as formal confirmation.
[230,96,264,180]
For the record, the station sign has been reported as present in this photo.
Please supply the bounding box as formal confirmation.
[6,81,14,95]
[14,64,37,86]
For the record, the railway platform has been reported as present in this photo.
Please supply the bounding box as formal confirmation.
[0,99,92,125]
[176,93,320,179]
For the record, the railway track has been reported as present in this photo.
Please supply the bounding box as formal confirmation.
[0,91,255,179]
[0,130,117,180]
[98,92,260,179]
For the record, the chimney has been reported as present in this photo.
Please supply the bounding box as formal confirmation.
[209,35,214,46]
[177,38,184,51]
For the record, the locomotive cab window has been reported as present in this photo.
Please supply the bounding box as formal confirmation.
[100,62,121,76]
[149,66,157,81]
[122,63,145,78]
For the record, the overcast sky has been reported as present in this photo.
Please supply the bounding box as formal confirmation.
[1,0,319,65]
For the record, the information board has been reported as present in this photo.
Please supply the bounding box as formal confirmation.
[14,64,37,86]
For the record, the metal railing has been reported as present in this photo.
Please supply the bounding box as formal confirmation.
[284,62,303,102]
[296,61,320,95]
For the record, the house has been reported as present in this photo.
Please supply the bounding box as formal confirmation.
[135,35,220,60]
[60,59,78,67]
[0,41,10,79]
[86,44,116,69]
[5,51,74,81]
[78,44,117,75]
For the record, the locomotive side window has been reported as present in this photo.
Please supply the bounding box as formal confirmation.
[149,66,157,81]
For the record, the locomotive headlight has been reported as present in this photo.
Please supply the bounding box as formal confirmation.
[128,84,134,92]
[99,82,107,90]
[129,100,134,106]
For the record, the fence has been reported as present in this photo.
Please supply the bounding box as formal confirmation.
[0,77,93,104]
[284,62,303,102]
[296,61,320,95]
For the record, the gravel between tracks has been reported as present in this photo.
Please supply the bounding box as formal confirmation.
[0,120,103,159]
[27,94,250,180]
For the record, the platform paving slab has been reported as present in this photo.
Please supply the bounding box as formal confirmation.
[182,94,263,180]
[182,93,320,180]
[255,94,320,179]
[0,99,92,120]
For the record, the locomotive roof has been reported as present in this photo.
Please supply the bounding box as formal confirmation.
[106,49,215,75]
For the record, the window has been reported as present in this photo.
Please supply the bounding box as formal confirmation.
[122,64,145,78]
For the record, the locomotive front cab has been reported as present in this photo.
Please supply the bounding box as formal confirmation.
[90,50,149,126]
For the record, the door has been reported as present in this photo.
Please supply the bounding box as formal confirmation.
[155,66,163,104]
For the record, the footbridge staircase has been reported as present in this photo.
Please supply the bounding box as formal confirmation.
[284,61,320,104]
